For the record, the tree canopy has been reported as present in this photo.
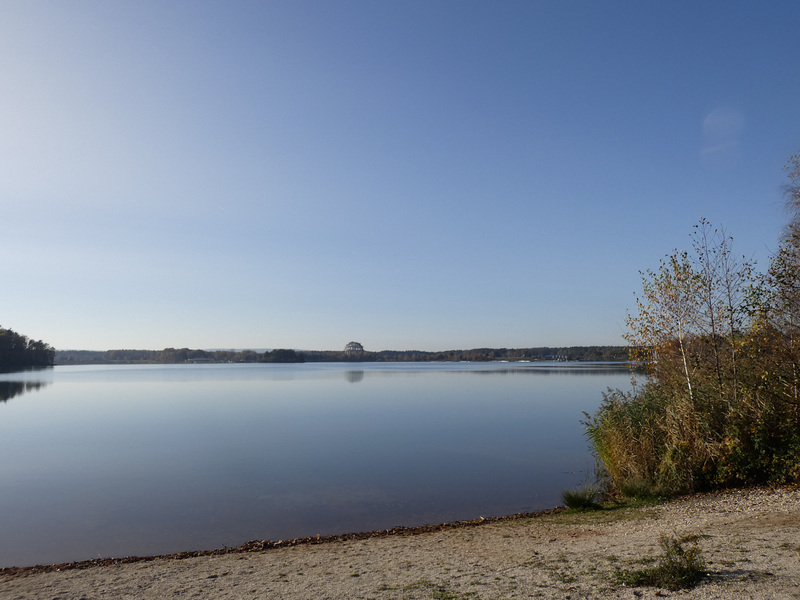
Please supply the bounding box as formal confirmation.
[0,327,55,369]
[587,154,800,494]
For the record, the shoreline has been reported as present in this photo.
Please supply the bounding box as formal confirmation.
[3,486,799,599]
[0,506,568,576]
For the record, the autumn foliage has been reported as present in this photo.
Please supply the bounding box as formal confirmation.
[586,155,800,494]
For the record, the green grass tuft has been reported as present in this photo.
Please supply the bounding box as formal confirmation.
[561,485,602,511]
[614,532,706,590]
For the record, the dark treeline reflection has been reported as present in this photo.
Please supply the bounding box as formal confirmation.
[468,364,636,376]
[360,364,634,379]
[0,380,49,403]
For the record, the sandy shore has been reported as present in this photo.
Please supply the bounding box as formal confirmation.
[2,486,798,599]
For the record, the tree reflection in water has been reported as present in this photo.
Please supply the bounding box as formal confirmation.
[0,380,49,403]
[345,370,364,383]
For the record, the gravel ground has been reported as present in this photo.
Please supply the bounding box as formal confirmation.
[1,486,798,599]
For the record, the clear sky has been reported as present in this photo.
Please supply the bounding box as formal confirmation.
[2,1,799,352]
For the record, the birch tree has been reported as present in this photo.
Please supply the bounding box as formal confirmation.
[690,218,753,407]
[625,250,701,402]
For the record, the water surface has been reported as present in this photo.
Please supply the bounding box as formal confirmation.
[0,362,631,567]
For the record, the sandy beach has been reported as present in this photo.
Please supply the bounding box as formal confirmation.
[2,486,798,599]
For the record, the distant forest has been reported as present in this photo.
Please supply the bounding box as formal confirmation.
[54,345,628,365]
[0,327,55,368]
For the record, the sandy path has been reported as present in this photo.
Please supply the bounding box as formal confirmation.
[2,487,799,599]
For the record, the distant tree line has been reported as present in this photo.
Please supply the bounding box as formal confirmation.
[0,327,55,368]
[304,346,627,362]
[55,345,627,365]
[55,347,306,365]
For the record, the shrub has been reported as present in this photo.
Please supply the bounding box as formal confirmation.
[586,374,800,494]
[561,485,601,511]
[596,207,800,495]
[590,176,800,495]
[614,532,706,590]
[583,387,668,493]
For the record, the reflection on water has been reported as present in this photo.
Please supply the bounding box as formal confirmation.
[0,362,632,568]
[345,370,365,383]
[336,362,633,379]
[0,380,51,402]
[448,363,633,376]
[0,367,54,403]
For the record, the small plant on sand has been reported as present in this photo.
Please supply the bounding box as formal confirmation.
[614,532,706,590]
[561,484,601,511]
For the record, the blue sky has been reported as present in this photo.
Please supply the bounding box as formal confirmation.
[2,1,799,352]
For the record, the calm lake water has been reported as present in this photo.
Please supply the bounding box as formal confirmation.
[0,362,632,568]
